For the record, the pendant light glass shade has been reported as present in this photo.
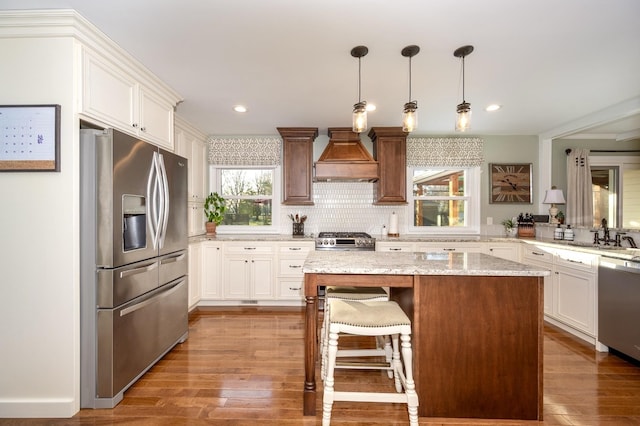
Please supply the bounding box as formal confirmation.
[352,101,368,133]
[351,46,368,133]
[455,101,471,132]
[401,45,420,133]
[402,101,418,132]
[454,45,474,132]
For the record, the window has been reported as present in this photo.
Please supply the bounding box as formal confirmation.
[590,156,640,228]
[210,166,280,233]
[408,166,480,234]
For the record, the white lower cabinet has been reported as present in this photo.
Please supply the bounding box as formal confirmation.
[187,241,202,310]
[485,243,520,261]
[277,241,315,300]
[201,241,223,300]
[552,249,597,338]
[522,244,554,315]
[376,241,415,252]
[223,243,275,301]
[415,242,484,253]
[522,243,598,344]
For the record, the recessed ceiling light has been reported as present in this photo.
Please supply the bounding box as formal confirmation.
[233,105,247,113]
[485,104,501,112]
[366,103,376,112]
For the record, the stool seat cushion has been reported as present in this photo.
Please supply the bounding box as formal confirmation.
[330,300,411,328]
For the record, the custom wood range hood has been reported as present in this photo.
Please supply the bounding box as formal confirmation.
[314,127,379,182]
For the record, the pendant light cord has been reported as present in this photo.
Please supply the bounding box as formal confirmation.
[461,56,466,102]
[408,56,412,102]
[358,56,362,103]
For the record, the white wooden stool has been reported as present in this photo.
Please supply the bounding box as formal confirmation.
[320,286,391,380]
[322,299,419,426]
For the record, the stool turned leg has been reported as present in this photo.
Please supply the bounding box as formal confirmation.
[322,328,339,426]
[401,333,419,426]
[376,335,394,379]
[320,305,329,380]
[391,334,403,393]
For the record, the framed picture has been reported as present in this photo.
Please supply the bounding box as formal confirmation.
[489,163,532,203]
[0,104,61,172]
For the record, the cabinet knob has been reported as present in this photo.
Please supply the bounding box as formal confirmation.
[141,127,146,132]
[132,123,138,128]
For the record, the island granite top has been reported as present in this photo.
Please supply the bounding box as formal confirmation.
[303,250,550,276]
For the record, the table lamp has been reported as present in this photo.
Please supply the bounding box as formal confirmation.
[543,187,566,224]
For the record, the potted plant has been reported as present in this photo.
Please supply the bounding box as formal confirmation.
[501,218,517,238]
[204,192,227,235]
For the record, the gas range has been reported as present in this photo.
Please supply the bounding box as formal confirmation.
[315,232,376,251]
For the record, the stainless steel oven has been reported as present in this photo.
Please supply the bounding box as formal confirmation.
[315,232,375,251]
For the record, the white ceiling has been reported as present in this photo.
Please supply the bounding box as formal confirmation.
[2,0,640,139]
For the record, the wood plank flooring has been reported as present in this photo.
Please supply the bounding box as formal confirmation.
[3,307,640,425]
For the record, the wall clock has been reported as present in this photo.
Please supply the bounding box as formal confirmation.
[489,163,532,203]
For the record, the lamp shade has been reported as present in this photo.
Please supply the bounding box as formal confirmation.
[543,189,566,204]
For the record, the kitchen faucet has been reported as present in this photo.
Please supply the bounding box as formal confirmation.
[601,218,610,245]
[622,235,638,248]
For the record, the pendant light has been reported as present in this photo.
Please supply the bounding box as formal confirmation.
[401,45,420,133]
[351,46,368,133]
[454,45,474,132]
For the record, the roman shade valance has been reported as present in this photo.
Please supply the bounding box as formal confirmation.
[208,136,281,166]
[407,137,484,167]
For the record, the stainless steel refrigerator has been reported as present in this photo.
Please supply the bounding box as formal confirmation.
[80,128,188,408]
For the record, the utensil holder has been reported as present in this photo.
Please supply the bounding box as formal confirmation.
[292,222,304,237]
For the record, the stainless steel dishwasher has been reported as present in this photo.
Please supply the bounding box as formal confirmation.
[598,256,640,362]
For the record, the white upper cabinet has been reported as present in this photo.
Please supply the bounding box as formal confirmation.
[175,116,208,202]
[81,46,180,150]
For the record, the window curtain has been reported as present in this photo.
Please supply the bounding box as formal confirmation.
[207,136,281,166]
[407,137,484,166]
[566,148,593,227]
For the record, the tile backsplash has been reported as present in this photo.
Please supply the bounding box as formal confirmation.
[280,182,408,236]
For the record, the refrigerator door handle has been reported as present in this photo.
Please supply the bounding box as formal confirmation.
[157,153,170,249]
[160,252,186,264]
[147,152,161,250]
[119,261,159,279]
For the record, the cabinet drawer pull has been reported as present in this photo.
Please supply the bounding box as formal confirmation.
[565,258,585,264]
[390,248,402,251]
[443,248,456,251]
[289,247,302,251]
[289,287,301,291]
[244,247,256,250]
[289,265,302,268]
[532,251,545,256]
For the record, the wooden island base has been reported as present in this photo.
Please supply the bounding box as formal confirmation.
[304,272,543,421]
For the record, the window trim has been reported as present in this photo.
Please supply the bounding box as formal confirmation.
[590,155,640,229]
[209,165,281,234]
[407,166,481,235]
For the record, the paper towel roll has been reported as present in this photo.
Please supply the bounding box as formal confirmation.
[389,212,399,236]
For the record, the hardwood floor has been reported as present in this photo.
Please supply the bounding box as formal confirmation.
[3,307,640,425]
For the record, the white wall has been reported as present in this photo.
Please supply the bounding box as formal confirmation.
[0,37,80,417]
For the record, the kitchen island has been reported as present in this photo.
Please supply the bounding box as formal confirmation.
[303,251,550,421]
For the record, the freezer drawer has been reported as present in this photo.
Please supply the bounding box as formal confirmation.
[159,250,187,285]
[96,277,188,399]
[97,258,159,309]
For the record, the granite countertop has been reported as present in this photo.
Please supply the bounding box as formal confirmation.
[303,250,550,277]
[190,233,315,243]
[521,238,640,261]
